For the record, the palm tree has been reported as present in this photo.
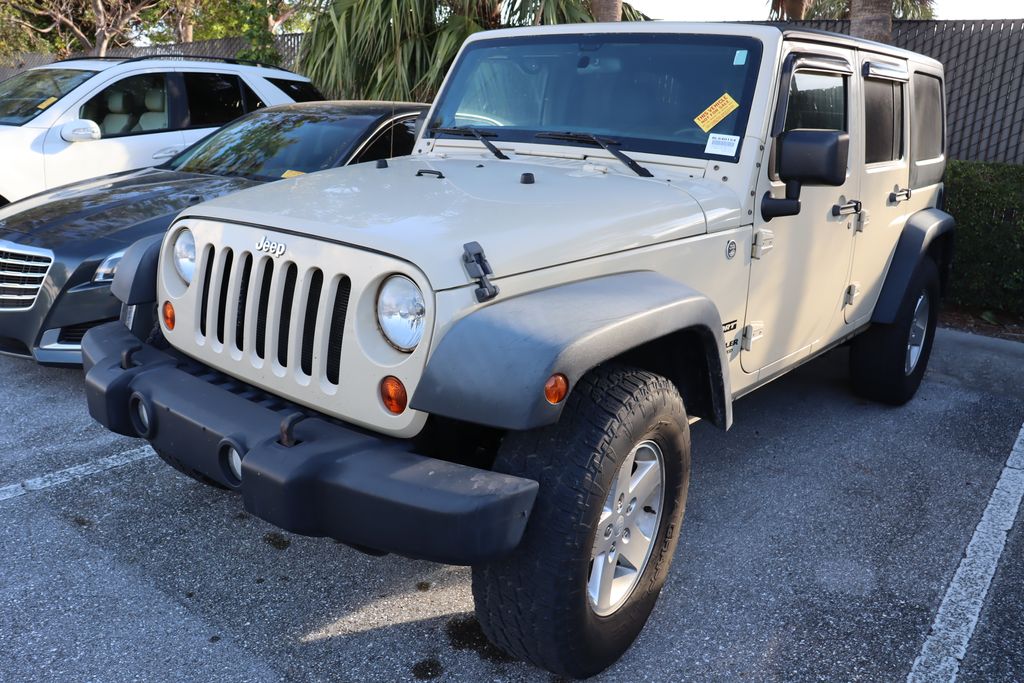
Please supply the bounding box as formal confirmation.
[592,0,622,21]
[298,0,646,100]
[850,0,895,42]
[770,0,934,21]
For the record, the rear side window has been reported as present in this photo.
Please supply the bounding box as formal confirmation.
[184,72,246,127]
[352,118,418,164]
[912,73,944,161]
[267,78,325,103]
[864,78,904,163]
[785,71,847,131]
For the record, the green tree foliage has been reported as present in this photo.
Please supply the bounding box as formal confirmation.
[770,0,934,20]
[945,160,1024,315]
[298,0,647,101]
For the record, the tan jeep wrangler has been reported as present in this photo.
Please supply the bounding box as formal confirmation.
[84,23,953,678]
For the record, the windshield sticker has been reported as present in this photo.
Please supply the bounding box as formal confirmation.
[734,50,748,66]
[281,170,305,179]
[36,96,58,110]
[704,133,740,157]
[694,93,739,133]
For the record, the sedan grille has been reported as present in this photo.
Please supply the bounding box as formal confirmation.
[0,246,53,310]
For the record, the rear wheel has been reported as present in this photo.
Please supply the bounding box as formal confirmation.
[850,258,940,405]
[472,365,691,678]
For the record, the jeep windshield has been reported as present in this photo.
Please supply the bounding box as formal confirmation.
[0,68,97,126]
[428,34,763,162]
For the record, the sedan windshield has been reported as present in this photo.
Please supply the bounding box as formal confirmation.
[429,34,763,161]
[0,68,97,126]
[169,109,378,181]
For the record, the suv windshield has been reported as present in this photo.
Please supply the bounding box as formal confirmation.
[169,108,377,181]
[0,68,97,126]
[429,34,763,161]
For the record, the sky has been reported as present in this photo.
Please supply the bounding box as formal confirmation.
[629,0,1024,21]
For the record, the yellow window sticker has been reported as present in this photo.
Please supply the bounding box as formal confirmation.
[37,96,58,110]
[694,93,739,133]
[281,170,305,179]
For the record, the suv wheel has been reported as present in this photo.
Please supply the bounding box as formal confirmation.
[850,257,940,405]
[472,365,690,678]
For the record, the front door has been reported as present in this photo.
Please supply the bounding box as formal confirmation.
[844,55,911,326]
[42,71,185,189]
[741,47,862,376]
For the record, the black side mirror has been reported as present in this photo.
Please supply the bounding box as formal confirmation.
[761,129,850,221]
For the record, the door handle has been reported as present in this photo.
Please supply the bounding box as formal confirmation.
[889,187,912,204]
[152,147,181,160]
[831,199,862,217]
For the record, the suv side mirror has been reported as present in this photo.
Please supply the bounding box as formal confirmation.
[761,129,849,221]
[60,119,102,143]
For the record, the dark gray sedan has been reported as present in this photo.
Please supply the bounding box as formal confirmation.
[0,100,427,365]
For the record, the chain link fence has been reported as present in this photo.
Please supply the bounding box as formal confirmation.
[2,21,1022,164]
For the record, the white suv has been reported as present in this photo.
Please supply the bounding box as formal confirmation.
[0,56,323,205]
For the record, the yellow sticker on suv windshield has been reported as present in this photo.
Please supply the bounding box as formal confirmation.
[694,93,739,133]
[37,96,58,110]
[281,170,305,178]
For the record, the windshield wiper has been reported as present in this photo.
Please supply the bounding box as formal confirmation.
[535,131,653,178]
[430,126,509,160]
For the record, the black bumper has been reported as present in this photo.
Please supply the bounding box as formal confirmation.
[83,322,538,565]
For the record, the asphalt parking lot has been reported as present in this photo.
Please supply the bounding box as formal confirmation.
[2,327,1022,683]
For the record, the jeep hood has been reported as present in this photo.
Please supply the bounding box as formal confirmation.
[0,168,258,250]
[181,155,742,291]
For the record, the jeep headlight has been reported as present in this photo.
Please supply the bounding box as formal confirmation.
[172,228,196,284]
[376,275,425,352]
[92,249,125,283]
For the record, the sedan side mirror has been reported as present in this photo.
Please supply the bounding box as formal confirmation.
[761,129,849,221]
[60,119,102,143]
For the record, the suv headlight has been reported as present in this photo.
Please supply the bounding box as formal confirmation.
[92,249,125,283]
[376,275,425,352]
[172,228,196,284]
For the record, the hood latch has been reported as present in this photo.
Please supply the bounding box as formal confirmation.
[462,241,499,303]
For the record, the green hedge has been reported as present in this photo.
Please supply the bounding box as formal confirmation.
[944,160,1024,316]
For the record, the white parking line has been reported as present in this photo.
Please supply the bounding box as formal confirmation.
[0,447,155,503]
[908,422,1024,683]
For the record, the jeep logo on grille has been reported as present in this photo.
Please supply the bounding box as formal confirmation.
[256,236,287,258]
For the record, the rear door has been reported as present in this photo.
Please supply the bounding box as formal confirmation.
[178,71,263,148]
[844,55,911,325]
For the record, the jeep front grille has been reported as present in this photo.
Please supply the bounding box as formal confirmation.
[161,220,433,437]
[0,245,53,311]
[195,245,352,385]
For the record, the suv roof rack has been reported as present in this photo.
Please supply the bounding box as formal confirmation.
[51,53,296,75]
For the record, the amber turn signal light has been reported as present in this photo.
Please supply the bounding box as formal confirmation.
[544,373,569,404]
[162,301,175,331]
[380,376,408,415]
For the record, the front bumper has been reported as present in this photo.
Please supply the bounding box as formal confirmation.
[0,269,119,366]
[82,322,539,565]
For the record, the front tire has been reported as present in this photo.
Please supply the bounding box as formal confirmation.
[850,258,940,405]
[472,365,691,678]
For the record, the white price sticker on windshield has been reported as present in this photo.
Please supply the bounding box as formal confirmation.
[704,133,740,157]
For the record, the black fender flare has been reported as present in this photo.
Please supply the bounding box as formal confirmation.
[872,208,955,324]
[111,234,163,305]
[411,271,732,432]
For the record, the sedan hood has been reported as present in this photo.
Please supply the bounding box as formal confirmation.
[181,155,740,291]
[0,168,259,251]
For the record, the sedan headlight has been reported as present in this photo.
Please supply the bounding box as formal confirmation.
[92,249,125,283]
[172,228,196,284]
[376,275,425,352]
